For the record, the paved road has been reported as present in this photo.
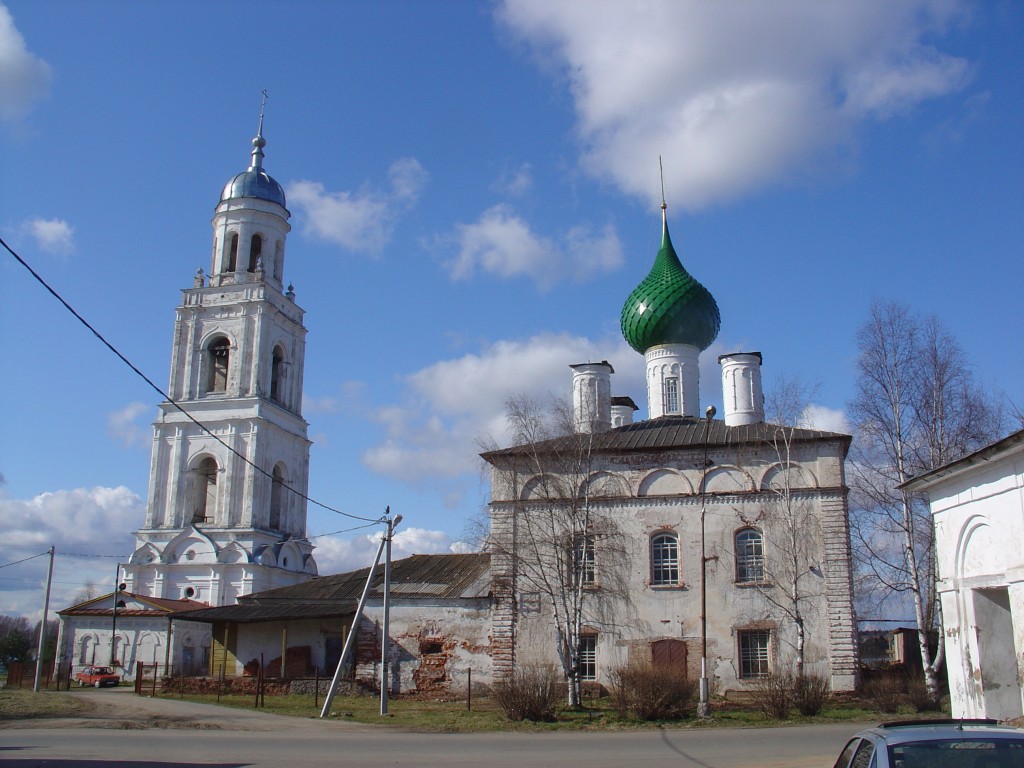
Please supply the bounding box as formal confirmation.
[0,688,862,767]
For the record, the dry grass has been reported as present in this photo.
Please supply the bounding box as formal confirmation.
[0,688,93,721]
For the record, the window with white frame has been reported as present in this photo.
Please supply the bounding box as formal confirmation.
[578,635,597,681]
[650,532,680,586]
[735,528,765,583]
[663,376,680,414]
[574,533,596,585]
[206,337,230,393]
[738,629,770,678]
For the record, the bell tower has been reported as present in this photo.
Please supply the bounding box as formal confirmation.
[123,118,317,606]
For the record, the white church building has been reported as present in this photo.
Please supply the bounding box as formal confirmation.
[56,121,318,678]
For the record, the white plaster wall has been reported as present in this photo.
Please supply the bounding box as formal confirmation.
[925,443,1024,720]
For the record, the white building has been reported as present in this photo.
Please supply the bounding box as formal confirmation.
[56,120,317,678]
[902,428,1024,721]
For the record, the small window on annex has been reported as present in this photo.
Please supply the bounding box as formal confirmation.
[650,532,680,586]
[738,630,770,678]
[735,528,765,583]
[206,337,230,393]
[578,635,597,681]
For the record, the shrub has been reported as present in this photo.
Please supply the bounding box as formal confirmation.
[492,664,561,722]
[863,674,903,714]
[793,673,831,716]
[906,677,940,713]
[749,671,794,720]
[608,663,697,721]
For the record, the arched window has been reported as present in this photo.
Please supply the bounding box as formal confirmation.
[650,532,680,586]
[226,233,239,272]
[273,240,284,281]
[270,345,285,402]
[79,635,95,664]
[735,528,765,583]
[206,337,229,393]
[269,464,285,530]
[192,457,218,524]
[248,234,262,272]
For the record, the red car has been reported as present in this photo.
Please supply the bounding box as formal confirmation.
[75,665,121,688]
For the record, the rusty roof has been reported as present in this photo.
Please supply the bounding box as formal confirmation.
[58,592,208,617]
[481,415,850,463]
[171,553,491,624]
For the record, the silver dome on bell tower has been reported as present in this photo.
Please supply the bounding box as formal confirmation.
[219,114,287,209]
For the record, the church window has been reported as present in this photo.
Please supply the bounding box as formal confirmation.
[192,457,218,524]
[79,635,95,664]
[574,534,596,585]
[663,376,680,414]
[270,346,285,402]
[248,234,262,272]
[270,464,285,530]
[738,630,771,678]
[650,532,680,586]
[206,337,230,393]
[226,233,239,272]
[735,528,766,583]
[578,634,597,681]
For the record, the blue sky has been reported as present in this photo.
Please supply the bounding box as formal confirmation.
[2,0,1021,620]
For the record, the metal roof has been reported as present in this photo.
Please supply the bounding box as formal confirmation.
[58,592,207,617]
[481,415,850,463]
[171,553,491,625]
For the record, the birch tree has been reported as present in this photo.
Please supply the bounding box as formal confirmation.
[849,300,1004,705]
[482,394,628,707]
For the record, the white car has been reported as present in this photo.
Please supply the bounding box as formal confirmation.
[833,719,1024,768]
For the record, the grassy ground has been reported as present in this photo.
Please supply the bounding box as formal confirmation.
[157,690,899,732]
[0,688,93,721]
[0,685,942,732]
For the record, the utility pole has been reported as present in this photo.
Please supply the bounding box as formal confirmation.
[380,509,402,715]
[32,546,55,693]
[110,563,122,666]
[698,405,716,719]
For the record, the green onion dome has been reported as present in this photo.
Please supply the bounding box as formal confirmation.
[620,208,720,354]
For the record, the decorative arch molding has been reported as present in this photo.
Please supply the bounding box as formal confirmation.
[164,526,218,565]
[638,469,695,497]
[759,462,818,491]
[955,514,1005,581]
[218,541,251,564]
[519,475,548,501]
[128,543,161,566]
[274,539,305,572]
[253,544,277,567]
[703,465,754,493]
[581,471,631,499]
[302,553,319,576]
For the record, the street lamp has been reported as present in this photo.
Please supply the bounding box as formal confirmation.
[698,404,716,719]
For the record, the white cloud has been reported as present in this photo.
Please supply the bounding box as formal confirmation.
[22,217,74,256]
[498,0,970,208]
[0,4,51,123]
[107,402,150,448]
[0,487,143,620]
[443,204,623,290]
[800,404,851,434]
[287,157,428,252]
[363,332,640,482]
[493,163,534,196]
[308,525,459,576]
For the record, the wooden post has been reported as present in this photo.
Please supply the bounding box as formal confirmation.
[280,625,287,679]
[314,665,319,710]
[467,668,472,711]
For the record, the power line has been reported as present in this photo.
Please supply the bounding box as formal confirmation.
[0,552,51,569]
[2,235,383,525]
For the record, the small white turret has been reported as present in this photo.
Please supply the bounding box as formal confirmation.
[718,352,764,426]
[611,396,638,428]
[570,361,614,434]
